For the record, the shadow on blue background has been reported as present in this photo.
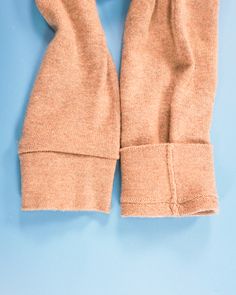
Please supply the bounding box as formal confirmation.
[0,1,235,295]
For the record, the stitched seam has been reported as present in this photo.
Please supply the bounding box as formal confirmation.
[121,195,218,205]
[120,143,212,153]
[121,194,217,203]
[18,150,117,160]
[167,144,179,215]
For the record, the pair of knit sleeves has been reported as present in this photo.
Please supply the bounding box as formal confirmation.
[18,0,220,217]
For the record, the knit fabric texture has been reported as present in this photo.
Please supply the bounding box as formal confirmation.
[18,0,220,217]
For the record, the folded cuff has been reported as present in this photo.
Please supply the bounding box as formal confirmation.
[18,151,117,212]
[120,143,219,217]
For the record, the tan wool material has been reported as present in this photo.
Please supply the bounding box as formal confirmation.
[18,0,220,217]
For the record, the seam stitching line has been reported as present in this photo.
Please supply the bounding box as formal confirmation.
[167,144,179,215]
[121,195,218,205]
[18,150,117,160]
[121,194,217,205]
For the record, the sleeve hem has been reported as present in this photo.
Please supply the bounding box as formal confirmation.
[19,151,116,212]
[120,143,219,217]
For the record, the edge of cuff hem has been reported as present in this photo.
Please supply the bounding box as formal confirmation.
[21,206,111,214]
[120,195,219,218]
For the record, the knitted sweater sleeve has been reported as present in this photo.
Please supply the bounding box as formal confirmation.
[18,0,120,212]
[119,0,220,217]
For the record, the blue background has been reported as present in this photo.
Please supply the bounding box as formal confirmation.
[0,1,236,294]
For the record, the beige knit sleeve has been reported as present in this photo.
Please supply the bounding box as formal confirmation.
[18,0,120,212]
[119,0,220,217]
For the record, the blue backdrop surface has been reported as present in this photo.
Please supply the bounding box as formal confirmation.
[0,1,236,294]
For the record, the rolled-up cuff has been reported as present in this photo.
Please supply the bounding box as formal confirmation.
[18,151,117,213]
[120,143,219,217]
